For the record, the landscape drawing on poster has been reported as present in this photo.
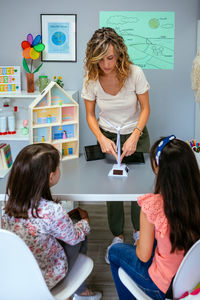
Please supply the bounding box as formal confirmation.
[48,22,69,53]
[100,11,175,69]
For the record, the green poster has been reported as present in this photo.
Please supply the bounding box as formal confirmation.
[100,11,175,70]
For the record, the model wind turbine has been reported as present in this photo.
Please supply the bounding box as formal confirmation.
[108,125,129,177]
[101,118,131,177]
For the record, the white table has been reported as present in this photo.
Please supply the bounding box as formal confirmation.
[0,154,155,225]
[51,153,155,201]
[0,153,155,201]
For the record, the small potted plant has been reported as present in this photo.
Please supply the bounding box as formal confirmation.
[54,76,64,88]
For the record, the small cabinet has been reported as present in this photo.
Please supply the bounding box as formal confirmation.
[29,81,79,160]
[0,91,39,141]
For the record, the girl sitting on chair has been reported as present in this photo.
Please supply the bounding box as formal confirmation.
[2,143,101,300]
[108,136,200,299]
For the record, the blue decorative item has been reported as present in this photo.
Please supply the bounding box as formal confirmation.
[68,147,73,155]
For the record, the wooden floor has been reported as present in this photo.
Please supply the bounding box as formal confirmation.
[79,202,134,300]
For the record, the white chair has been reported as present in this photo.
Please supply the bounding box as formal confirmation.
[0,229,94,300]
[118,239,200,300]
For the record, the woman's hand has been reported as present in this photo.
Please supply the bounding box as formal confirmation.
[98,134,118,161]
[120,131,140,161]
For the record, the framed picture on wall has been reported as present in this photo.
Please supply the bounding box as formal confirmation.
[40,14,77,62]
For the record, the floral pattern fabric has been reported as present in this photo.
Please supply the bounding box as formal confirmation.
[2,198,90,289]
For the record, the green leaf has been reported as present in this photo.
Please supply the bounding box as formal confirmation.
[33,63,43,73]
[23,58,30,73]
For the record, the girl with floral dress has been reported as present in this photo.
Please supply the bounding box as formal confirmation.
[2,143,101,300]
[108,136,200,299]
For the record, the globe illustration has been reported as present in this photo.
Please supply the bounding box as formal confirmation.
[51,31,66,46]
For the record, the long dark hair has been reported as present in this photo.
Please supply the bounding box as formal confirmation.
[150,137,200,253]
[5,143,60,219]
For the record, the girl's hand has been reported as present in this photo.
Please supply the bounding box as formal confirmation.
[98,134,118,161]
[77,207,90,223]
[120,133,139,162]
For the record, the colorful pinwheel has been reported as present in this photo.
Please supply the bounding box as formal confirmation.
[21,33,45,73]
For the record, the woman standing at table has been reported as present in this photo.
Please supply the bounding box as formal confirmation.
[81,27,150,263]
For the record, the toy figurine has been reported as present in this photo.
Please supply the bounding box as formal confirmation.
[41,136,45,142]
[21,119,29,135]
[47,115,51,123]
[63,130,67,139]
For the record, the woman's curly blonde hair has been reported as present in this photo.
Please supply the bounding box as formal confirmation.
[84,27,132,87]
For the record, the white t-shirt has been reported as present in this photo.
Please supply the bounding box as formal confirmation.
[81,64,150,134]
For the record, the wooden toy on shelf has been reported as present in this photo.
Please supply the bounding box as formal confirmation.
[29,81,79,161]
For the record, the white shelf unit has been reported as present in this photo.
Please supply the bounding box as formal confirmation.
[0,89,78,141]
[0,91,40,178]
[0,91,39,141]
[29,81,79,161]
[0,91,40,98]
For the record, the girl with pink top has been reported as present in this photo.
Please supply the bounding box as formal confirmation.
[108,135,200,299]
[2,143,101,300]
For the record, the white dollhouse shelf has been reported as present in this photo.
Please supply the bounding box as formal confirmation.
[29,81,79,161]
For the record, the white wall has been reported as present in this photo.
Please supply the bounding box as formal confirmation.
[0,0,200,153]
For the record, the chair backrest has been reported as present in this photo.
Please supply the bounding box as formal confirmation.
[51,253,94,299]
[118,240,200,300]
[0,229,55,300]
[118,268,152,300]
[173,239,200,299]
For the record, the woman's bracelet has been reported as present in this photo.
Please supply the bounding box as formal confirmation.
[134,126,143,136]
